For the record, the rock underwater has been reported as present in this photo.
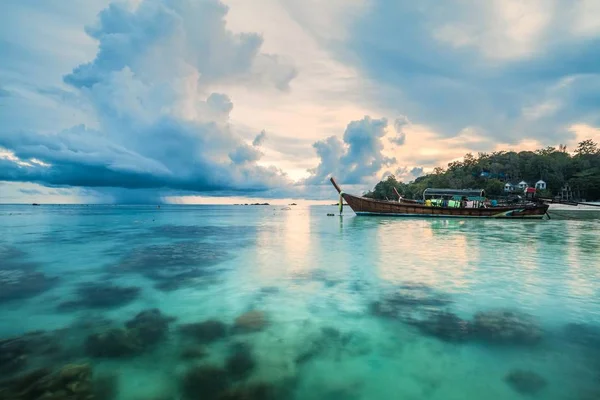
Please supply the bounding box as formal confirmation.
[110,241,230,291]
[504,369,547,395]
[178,319,229,343]
[85,328,143,358]
[295,326,371,365]
[180,346,208,360]
[225,343,256,380]
[181,365,230,400]
[0,363,95,400]
[218,382,278,400]
[181,364,286,400]
[369,286,543,346]
[473,309,542,345]
[370,284,453,321]
[0,269,59,303]
[233,311,269,333]
[410,311,472,343]
[125,308,175,346]
[85,309,174,358]
[0,331,62,376]
[57,282,141,311]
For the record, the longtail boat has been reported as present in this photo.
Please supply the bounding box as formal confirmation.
[330,177,549,219]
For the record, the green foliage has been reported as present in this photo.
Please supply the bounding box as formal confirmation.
[575,139,599,156]
[483,179,505,196]
[367,140,600,201]
[364,175,406,200]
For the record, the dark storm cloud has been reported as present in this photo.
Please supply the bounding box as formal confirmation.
[229,144,263,165]
[0,0,296,195]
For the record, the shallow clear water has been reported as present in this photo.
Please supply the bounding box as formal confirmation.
[1,204,600,399]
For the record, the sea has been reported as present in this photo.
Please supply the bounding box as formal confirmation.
[1,204,600,400]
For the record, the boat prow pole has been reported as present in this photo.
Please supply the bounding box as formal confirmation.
[330,177,344,215]
[330,177,342,194]
[393,187,402,201]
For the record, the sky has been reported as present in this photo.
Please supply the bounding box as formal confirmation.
[1,0,599,204]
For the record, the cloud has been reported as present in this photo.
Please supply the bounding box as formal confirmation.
[306,136,345,183]
[390,166,425,183]
[0,0,297,195]
[229,144,263,164]
[63,0,296,91]
[0,181,102,203]
[410,166,424,178]
[252,130,267,146]
[0,88,10,97]
[306,115,395,184]
[390,135,405,146]
[207,93,234,114]
[431,1,553,61]
[297,0,600,146]
[18,188,43,196]
[389,115,409,145]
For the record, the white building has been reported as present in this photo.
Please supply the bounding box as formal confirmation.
[518,181,528,190]
[504,182,515,192]
[535,180,547,190]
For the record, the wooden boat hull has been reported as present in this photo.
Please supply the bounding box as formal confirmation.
[331,178,548,219]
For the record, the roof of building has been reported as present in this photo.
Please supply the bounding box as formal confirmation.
[423,188,485,198]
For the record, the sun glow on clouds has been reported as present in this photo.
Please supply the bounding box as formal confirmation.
[434,0,553,61]
[0,148,27,166]
[569,124,600,145]
[220,0,379,179]
[0,148,52,168]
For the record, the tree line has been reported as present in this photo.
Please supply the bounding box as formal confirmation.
[364,139,600,201]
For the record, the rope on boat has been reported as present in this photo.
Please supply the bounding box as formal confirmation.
[339,191,344,215]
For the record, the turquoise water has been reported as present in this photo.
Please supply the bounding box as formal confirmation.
[1,204,600,399]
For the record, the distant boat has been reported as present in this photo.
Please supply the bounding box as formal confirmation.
[32,203,40,206]
[330,177,548,219]
[546,202,600,220]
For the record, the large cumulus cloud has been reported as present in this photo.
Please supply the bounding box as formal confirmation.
[306,116,395,184]
[0,0,296,195]
[64,0,296,91]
